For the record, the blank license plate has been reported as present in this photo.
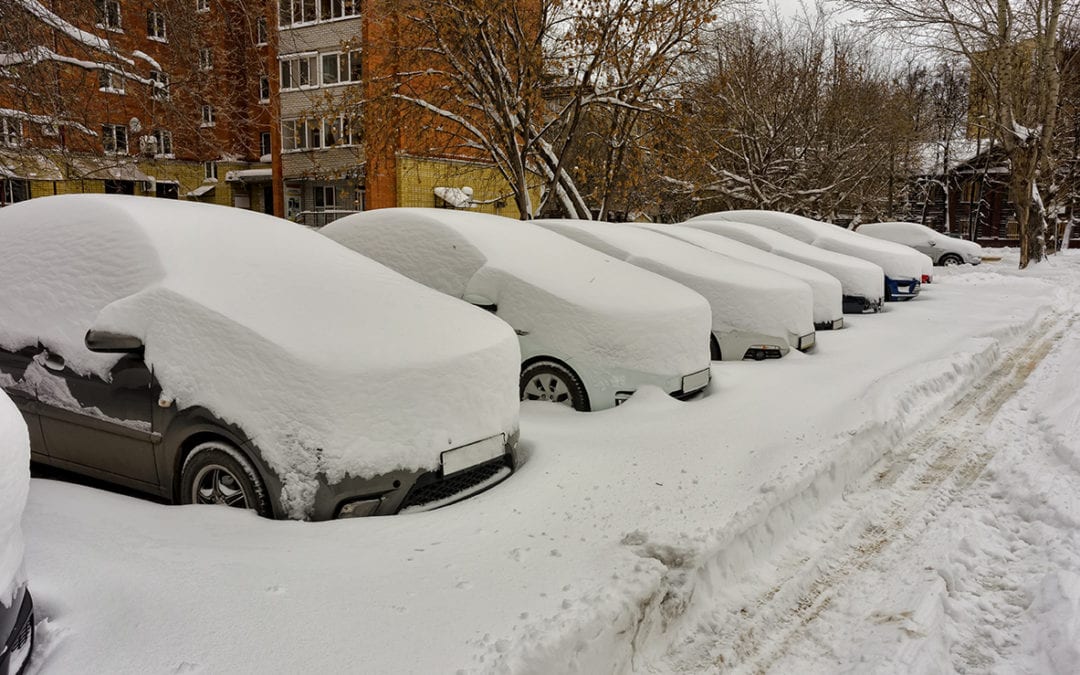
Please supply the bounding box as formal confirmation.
[682,368,711,393]
[442,434,505,476]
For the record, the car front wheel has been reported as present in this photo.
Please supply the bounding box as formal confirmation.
[180,440,272,516]
[939,253,964,266]
[520,360,589,411]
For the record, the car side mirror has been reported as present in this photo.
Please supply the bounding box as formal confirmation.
[928,240,937,247]
[85,330,144,354]
[463,293,497,313]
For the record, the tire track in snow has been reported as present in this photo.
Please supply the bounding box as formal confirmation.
[656,314,1068,674]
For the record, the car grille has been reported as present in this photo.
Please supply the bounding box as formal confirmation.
[397,456,511,512]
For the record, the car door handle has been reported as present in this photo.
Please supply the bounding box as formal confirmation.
[42,352,65,371]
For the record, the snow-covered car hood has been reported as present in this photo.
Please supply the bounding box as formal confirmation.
[636,222,843,326]
[684,218,885,303]
[708,210,926,281]
[322,209,712,378]
[0,196,521,518]
[534,219,815,341]
[0,391,29,605]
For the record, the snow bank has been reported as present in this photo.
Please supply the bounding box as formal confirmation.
[702,210,927,281]
[635,222,843,326]
[684,218,885,303]
[533,219,815,348]
[0,196,521,518]
[322,208,711,379]
[0,391,29,607]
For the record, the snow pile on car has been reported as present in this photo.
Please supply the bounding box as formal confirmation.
[0,196,521,518]
[684,218,885,304]
[0,391,29,606]
[708,210,928,280]
[322,208,712,377]
[533,219,815,345]
[635,222,844,326]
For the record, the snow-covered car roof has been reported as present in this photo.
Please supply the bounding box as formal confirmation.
[684,218,885,302]
[634,222,843,326]
[860,222,983,257]
[0,196,521,518]
[533,219,815,342]
[321,208,712,377]
[704,210,927,280]
[0,390,29,604]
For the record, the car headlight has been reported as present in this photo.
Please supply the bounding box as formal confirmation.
[336,498,381,518]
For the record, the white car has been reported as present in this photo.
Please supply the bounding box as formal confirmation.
[857,221,983,267]
[696,210,930,301]
[634,222,845,330]
[0,391,33,675]
[533,219,816,361]
[0,195,522,520]
[322,208,713,411]
[682,218,886,313]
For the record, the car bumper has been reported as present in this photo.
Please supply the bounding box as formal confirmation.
[842,295,883,314]
[0,585,33,675]
[885,276,921,301]
[814,317,844,330]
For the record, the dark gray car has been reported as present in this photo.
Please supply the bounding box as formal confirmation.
[0,584,32,675]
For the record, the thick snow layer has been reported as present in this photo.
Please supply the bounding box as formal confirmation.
[862,221,984,259]
[0,196,521,518]
[634,222,844,326]
[533,218,815,346]
[683,218,885,303]
[700,210,928,281]
[322,208,712,379]
[0,391,29,607]
[19,252,1080,674]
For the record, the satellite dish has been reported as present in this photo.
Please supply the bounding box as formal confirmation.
[129,117,142,133]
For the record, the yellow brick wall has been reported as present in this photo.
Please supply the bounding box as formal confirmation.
[29,180,106,198]
[396,156,540,219]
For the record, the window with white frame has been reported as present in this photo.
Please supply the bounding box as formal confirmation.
[259,75,270,102]
[256,16,268,45]
[279,54,317,90]
[321,53,340,85]
[196,0,209,12]
[98,70,125,94]
[199,47,213,71]
[321,52,361,85]
[153,129,173,156]
[260,131,271,157]
[0,118,22,147]
[149,70,170,99]
[147,10,166,40]
[201,104,215,127]
[281,115,358,151]
[313,184,336,210]
[102,124,128,154]
[204,161,217,180]
[97,0,122,30]
[347,49,361,81]
[279,0,357,27]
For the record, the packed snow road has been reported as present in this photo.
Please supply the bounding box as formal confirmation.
[18,251,1080,674]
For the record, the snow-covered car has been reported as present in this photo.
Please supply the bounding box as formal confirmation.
[696,210,927,301]
[321,208,713,411]
[0,391,33,675]
[633,222,845,330]
[0,195,523,521]
[857,221,983,267]
[683,218,886,313]
[533,219,816,361]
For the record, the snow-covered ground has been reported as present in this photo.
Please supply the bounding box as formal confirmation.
[20,250,1080,674]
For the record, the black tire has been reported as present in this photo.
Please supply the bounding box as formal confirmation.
[180,441,272,517]
[939,253,963,266]
[519,360,589,411]
[710,335,722,361]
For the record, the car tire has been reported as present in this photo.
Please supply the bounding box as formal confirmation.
[939,253,964,266]
[180,441,272,517]
[520,360,589,411]
[710,335,722,361]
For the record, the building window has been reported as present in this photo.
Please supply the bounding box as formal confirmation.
[150,70,170,99]
[204,161,217,180]
[259,75,270,102]
[199,47,213,71]
[320,52,361,85]
[281,115,358,151]
[201,105,215,127]
[279,0,357,27]
[153,129,173,156]
[147,10,166,40]
[279,54,317,90]
[281,119,305,151]
[102,124,128,154]
[97,0,122,30]
[256,17,268,45]
[321,53,340,85]
[347,49,361,81]
[1,179,30,205]
[260,131,271,157]
[98,70,125,94]
[341,113,360,145]
[313,184,336,210]
[0,118,22,147]
[196,0,209,12]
